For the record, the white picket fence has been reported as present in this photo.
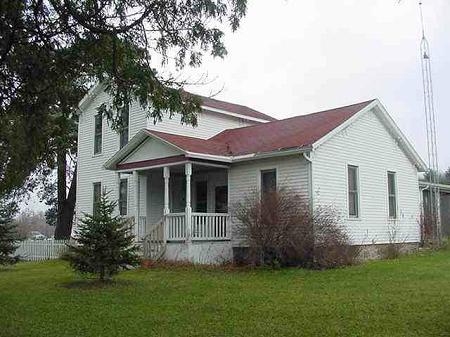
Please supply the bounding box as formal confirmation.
[15,240,70,261]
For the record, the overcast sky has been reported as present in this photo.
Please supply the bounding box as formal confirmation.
[22,0,449,212]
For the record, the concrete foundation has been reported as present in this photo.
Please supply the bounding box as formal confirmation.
[357,242,419,260]
[164,241,232,264]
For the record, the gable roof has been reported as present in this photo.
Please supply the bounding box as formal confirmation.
[140,100,375,158]
[209,100,375,156]
[78,83,276,122]
[105,99,427,171]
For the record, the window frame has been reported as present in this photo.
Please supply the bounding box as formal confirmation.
[119,178,128,216]
[119,104,130,149]
[387,171,398,219]
[93,114,103,155]
[259,168,277,198]
[93,182,102,215]
[347,164,360,219]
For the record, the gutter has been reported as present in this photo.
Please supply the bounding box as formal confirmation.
[231,147,312,163]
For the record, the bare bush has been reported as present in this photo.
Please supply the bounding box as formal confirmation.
[378,223,403,260]
[313,206,360,268]
[233,189,359,269]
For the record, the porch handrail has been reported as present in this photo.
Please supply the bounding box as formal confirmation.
[142,218,166,260]
[165,213,186,241]
[164,212,230,241]
[191,213,229,241]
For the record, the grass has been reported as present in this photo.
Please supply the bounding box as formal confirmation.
[2,250,450,337]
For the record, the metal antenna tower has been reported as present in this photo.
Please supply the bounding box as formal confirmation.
[419,1,441,243]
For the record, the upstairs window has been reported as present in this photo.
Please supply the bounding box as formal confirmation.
[119,105,129,149]
[261,169,277,197]
[119,179,128,215]
[347,165,359,218]
[93,182,101,215]
[94,114,102,154]
[387,171,397,219]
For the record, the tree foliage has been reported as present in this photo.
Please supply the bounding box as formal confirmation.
[65,190,140,280]
[0,199,20,265]
[0,0,248,197]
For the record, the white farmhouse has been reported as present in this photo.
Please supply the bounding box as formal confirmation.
[75,86,426,263]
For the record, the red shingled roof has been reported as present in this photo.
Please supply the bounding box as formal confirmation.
[198,95,277,122]
[146,99,375,157]
[146,130,228,156]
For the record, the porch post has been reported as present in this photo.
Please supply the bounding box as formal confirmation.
[163,167,170,215]
[185,163,192,242]
[133,171,140,240]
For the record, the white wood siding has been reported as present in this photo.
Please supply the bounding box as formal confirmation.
[76,92,147,224]
[147,170,164,225]
[122,138,181,164]
[228,155,310,245]
[76,90,258,230]
[147,111,254,139]
[312,108,421,244]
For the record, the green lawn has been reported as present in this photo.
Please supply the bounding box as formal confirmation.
[2,250,450,337]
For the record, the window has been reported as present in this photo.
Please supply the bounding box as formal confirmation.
[215,186,228,213]
[261,169,277,197]
[119,179,128,215]
[94,114,102,154]
[119,105,129,149]
[347,165,359,218]
[195,181,208,213]
[387,171,397,219]
[93,182,101,215]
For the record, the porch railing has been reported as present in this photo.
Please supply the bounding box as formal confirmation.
[139,212,230,241]
[191,213,229,240]
[166,213,186,241]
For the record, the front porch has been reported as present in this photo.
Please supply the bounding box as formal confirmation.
[121,161,232,262]
[106,129,235,262]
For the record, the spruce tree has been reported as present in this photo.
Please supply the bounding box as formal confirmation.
[66,191,140,281]
[0,200,19,266]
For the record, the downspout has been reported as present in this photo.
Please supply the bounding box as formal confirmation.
[303,151,314,213]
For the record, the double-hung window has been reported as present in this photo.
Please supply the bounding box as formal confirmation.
[94,114,103,154]
[119,105,129,149]
[347,165,359,218]
[387,171,397,219]
[93,182,101,215]
[119,179,128,215]
[261,169,277,197]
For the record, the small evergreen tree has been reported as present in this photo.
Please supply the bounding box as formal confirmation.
[66,191,140,281]
[0,200,20,266]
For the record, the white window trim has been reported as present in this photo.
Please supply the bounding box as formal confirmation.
[118,105,130,150]
[257,166,279,196]
[346,163,361,220]
[387,171,398,220]
[119,178,129,216]
[93,181,102,213]
[93,114,103,156]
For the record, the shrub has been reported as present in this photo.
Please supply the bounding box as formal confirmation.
[65,191,140,281]
[312,206,360,268]
[0,200,20,266]
[234,189,359,269]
